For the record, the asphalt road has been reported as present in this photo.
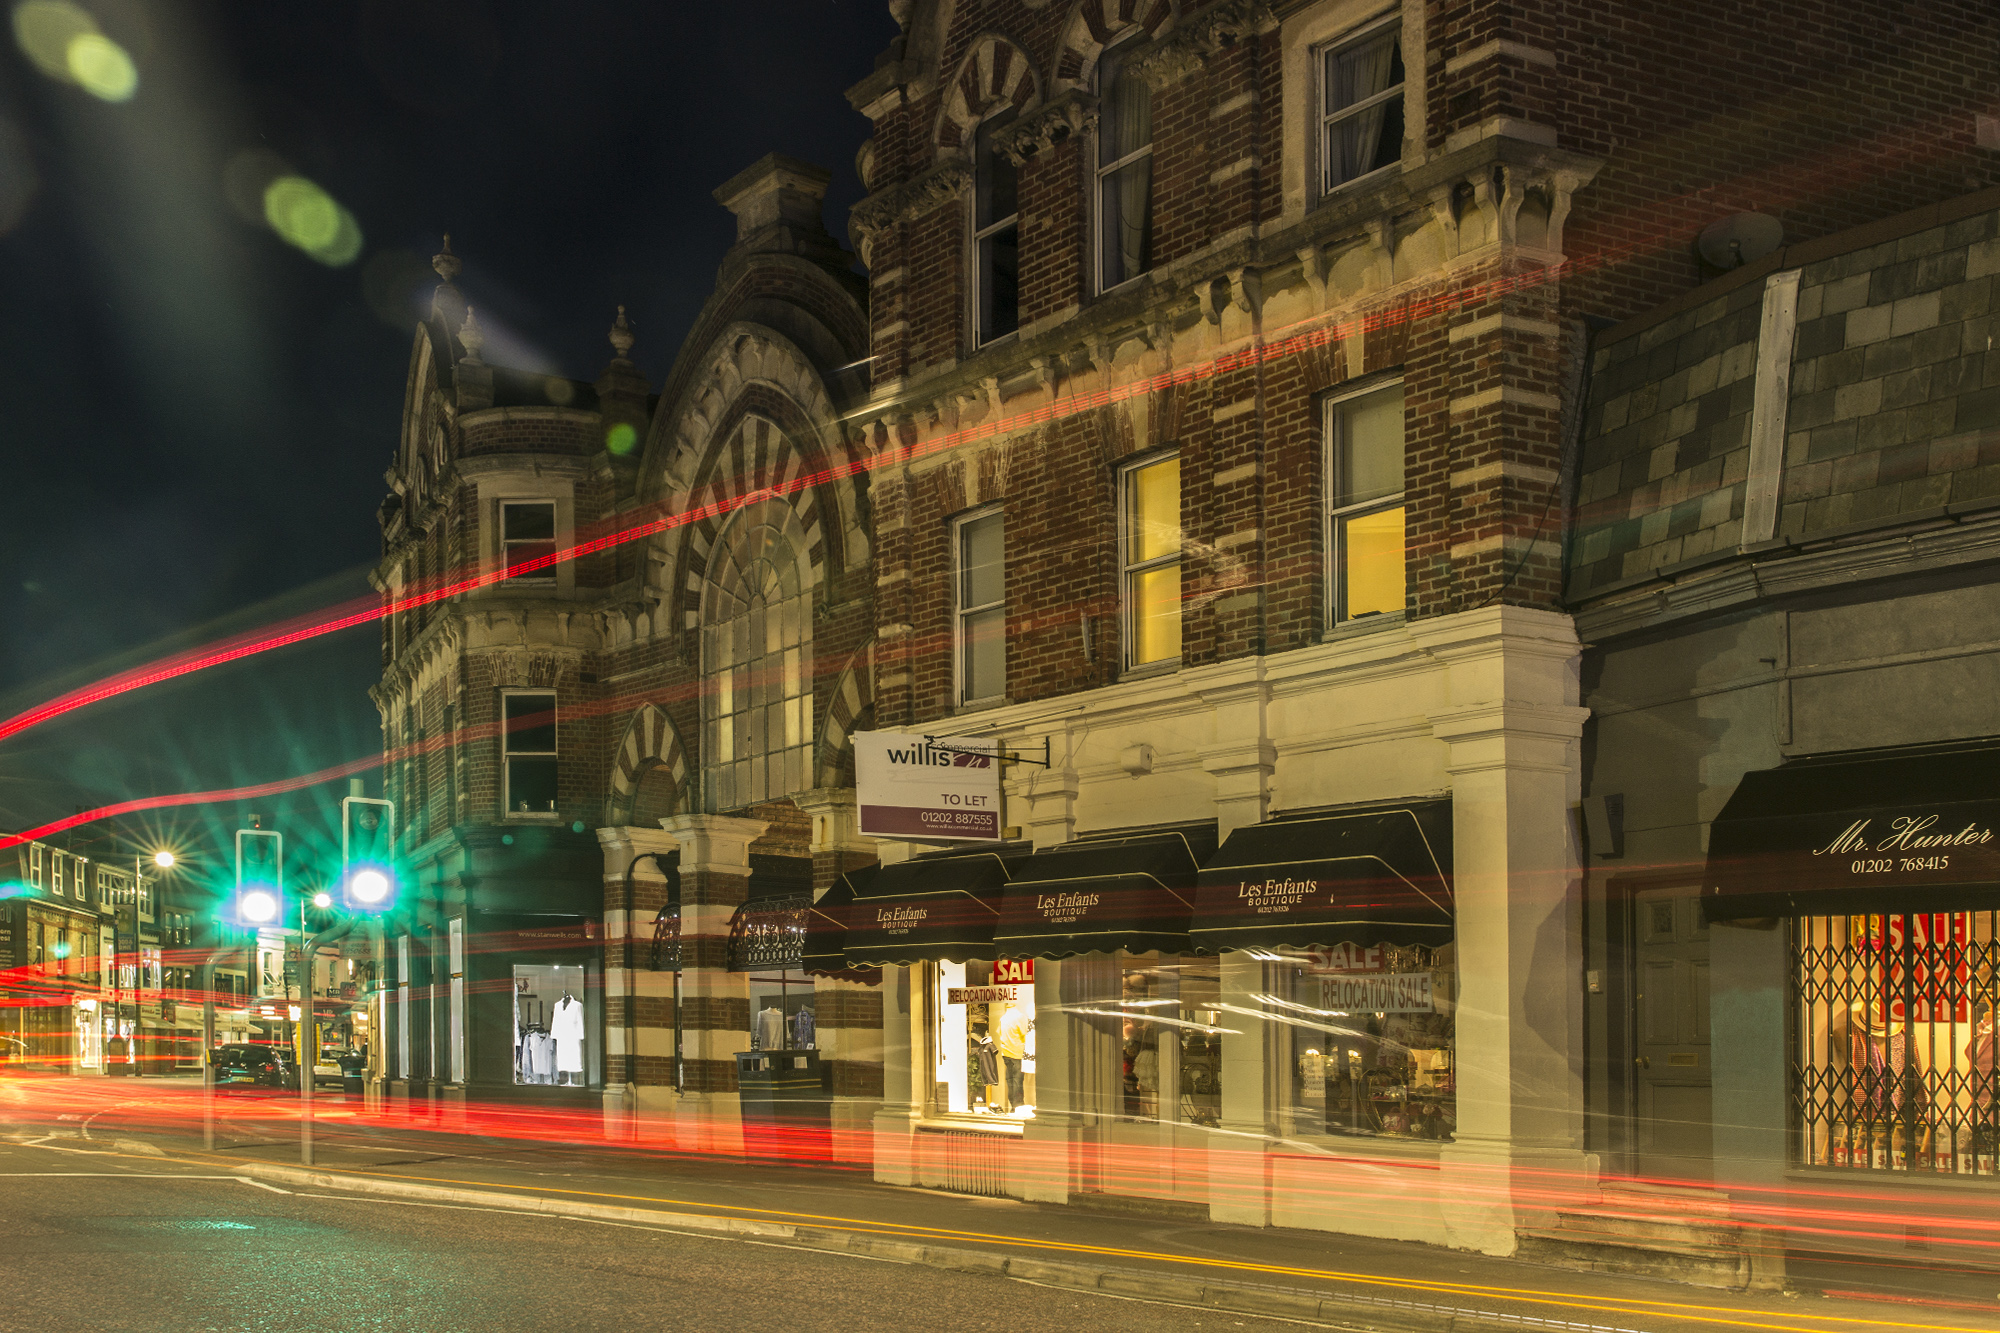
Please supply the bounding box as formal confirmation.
[0,1138,1307,1333]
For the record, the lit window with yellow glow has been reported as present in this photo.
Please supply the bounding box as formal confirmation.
[1121,453,1181,669]
[1327,382,1406,623]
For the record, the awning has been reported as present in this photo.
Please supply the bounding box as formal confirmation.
[801,870,863,975]
[993,832,1203,958]
[1190,801,1454,951]
[1703,746,2000,919]
[843,845,1031,966]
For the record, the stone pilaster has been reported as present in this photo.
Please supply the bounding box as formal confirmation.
[596,824,678,1136]
[794,786,882,1163]
[656,813,767,1154]
[1412,604,1596,1254]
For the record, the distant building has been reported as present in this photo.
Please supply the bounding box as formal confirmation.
[0,837,167,1072]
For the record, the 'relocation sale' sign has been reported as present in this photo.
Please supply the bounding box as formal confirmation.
[855,731,1003,841]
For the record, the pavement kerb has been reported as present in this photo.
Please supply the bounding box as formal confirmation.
[204,1158,1608,1333]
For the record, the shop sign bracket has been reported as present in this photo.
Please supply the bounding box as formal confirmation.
[920,735,1051,769]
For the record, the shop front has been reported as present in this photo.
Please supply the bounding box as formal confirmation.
[1705,746,2000,1196]
[860,804,1461,1231]
[477,917,602,1096]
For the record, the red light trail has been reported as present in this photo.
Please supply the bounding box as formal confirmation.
[0,240,1649,761]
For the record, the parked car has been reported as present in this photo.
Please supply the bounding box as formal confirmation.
[311,1046,365,1090]
[208,1042,293,1089]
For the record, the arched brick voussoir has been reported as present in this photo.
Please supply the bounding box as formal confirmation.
[814,641,877,790]
[1050,0,1177,93]
[608,702,692,826]
[934,32,1043,158]
[641,321,872,607]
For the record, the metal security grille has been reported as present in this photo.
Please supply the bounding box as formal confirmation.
[1794,913,1999,1174]
[927,1129,1008,1197]
[728,895,809,971]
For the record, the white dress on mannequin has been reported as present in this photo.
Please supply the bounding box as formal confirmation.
[551,996,585,1075]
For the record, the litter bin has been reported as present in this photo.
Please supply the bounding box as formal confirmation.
[106,1037,130,1075]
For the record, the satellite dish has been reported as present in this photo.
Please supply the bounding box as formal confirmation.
[1697,213,1784,270]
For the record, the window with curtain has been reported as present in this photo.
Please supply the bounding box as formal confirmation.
[1096,38,1153,291]
[1320,16,1405,194]
[702,497,814,811]
[1326,381,1407,623]
[973,113,1020,345]
[955,507,1005,704]
[1122,453,1182,668]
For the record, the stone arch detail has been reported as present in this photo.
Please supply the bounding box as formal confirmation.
[1052,0,1177,92]
[609,703,691,824]
[814,642,876,789]
[670,411,829,637]
[651,326,871,614]
[934,33,1042,155]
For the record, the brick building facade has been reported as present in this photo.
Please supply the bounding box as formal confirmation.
[367,0,1999,1263]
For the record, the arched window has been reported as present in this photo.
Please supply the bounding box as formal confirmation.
[702,497,814,811]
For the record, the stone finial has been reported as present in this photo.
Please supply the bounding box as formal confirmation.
[608,305,636,360]
[458,305,486,361]
[433,234,462,283]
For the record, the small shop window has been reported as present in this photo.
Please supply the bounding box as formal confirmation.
[1795,913,1999,1174]
[513,962,588,1087]
[932,960,1036,1119]
[1268,942,1458,1141]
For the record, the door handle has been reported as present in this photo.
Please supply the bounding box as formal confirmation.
[1635,1056,1650,1069]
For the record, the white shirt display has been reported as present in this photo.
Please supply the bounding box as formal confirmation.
[550,996,585,1074]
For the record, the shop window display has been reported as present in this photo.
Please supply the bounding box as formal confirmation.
[1796,913,1999,1173]
[513,963,587,1086]
[1115,956,1222,1126]
[748,969,817,1051]
[933,960,1035,1118]
[1269,942,1457,1141]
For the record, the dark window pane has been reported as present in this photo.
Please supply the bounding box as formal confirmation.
[504,693,557,755]
[1099,46,1152,165]
[977,117,1017,226]
[960,513,1004,609]
[1100,157,1153,287]
[981,224,1018,340]
[507,757,558,813]
[503,503,555,541]
[505,540,557,578]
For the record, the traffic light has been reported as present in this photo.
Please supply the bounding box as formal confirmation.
[230,826,287,930]
[340,793,398,912]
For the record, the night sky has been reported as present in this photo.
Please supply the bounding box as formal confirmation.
[0,1,898,883]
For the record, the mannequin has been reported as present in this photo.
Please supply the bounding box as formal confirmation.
[551,988,585,1085]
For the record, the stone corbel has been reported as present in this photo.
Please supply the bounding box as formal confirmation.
[1545,169,1588,256]
[994,89,1099,166]
[1432,194,1463,262]
[1030,354,1059,400]
[1133,0,1278,91]
[1296,244,1327,305]
[1494,167,1528,249]
[847,156,973,266]
[1228,267,1262,319]
[1366,216,1396,290]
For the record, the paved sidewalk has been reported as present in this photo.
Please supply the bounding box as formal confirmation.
[9,1084,1999,1333]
